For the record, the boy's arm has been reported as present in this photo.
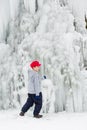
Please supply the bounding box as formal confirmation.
[34,73,40,96]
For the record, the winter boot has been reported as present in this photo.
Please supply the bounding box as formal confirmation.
[19,111,24,116]
[34,114,43,118]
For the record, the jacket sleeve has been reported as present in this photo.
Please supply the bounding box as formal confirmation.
[33,73,40,96]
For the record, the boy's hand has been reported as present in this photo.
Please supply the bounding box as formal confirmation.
[43,75,46,79]
[35,95,40,100]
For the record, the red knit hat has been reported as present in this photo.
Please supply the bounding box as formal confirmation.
[30,60,41,68]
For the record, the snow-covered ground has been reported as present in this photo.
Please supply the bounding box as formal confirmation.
[0,110,87,130]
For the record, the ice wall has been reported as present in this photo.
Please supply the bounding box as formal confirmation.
[0,0,87,112]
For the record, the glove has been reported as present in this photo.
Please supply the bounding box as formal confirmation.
[35,95,40,100]
[43,75,46,79]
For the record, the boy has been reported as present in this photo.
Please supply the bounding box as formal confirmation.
[20,60,44,118]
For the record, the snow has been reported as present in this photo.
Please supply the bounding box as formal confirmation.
[9,0,20,19]
[42,79,55,113]
[0,0,87,112]
[1,1,87,129]
[0,110,87,130]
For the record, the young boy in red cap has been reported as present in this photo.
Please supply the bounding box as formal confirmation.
[20,60,46,118]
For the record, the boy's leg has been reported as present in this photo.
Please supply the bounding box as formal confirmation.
[21,94,34,114]
[33,92,42,116]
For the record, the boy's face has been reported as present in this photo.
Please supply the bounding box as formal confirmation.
[33,66,40,72]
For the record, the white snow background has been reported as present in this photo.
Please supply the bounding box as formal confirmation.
[0,0,87,130]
